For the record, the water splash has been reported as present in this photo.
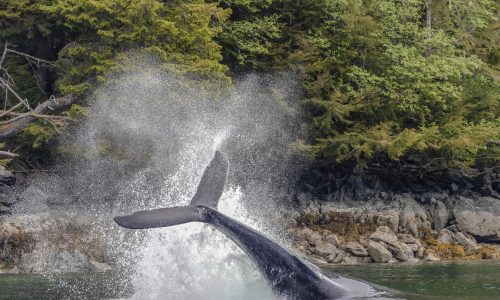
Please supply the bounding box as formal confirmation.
[14,62,301,299]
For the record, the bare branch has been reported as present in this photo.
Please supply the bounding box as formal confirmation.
[5,48,54,65]
[0,43,8,68]
[0,43,74,140]
[0,111,75,125]
[0,151,18,158]
[0,101,24,118]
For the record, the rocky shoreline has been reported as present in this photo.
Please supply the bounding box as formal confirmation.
[2,166,500,273]
[288,192,500,265]
[0,211,112,274]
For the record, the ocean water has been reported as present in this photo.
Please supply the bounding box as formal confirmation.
[325,260,500,300]
[1,260,499,299]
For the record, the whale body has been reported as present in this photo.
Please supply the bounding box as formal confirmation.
[114,151,390,299]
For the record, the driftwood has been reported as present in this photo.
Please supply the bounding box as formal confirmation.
[0,42,76,141]
[0,94,75,139]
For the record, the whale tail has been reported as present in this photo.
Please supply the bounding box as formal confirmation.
[114,151,228,229]
[189,150,229,209]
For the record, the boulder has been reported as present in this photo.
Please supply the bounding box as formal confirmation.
[325,234,340,246]
[376,210,399,233]
[306,232,323,245]
[398,233,416,244]
[312,242,338,257]
[423,252,440,262]
[407,243,419,252]
[429,199,449,231]
[341,255,363,265]
[345,242,369,257]
[369,226,398,244]
[368,241,393,263]
[454,197,500,243]
[437,229,454,243]
[325,253,339,263]
[453,232,480,255]
[297,227,313,240]
[397,195,427,236]
[416,246,425,259]
[386,241,415,262]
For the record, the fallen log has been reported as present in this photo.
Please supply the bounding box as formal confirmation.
[0,94,74,139]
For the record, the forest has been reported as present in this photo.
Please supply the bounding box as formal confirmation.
[0,0,499,177]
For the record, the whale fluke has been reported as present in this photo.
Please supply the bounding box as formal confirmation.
[189,150,228,209]
[114,151,227,229]
[114,206,204,229]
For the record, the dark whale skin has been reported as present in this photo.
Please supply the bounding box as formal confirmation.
[201,206,348,299]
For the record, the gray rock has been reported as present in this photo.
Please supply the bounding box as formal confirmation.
[306,232,323,245]
[325,234,340,246]
[386,241,415,262]
[341,255,363,265]
[308,256,328,265]
[312,242,338,257]
[362,256,373,263]
[437,229,455,243]
[416,246,425,259]
[330,251,345,264]
[398,195,427,236]
[345,242,369,257]
[454,232,480,255]
[0,204,11,215]
[376,210,399,233]
[297,227,313,240]
[368,241,393,263]
[398,233,416,244]
[430,199,449,231]
[407,243,419,252]
[369,226,398,244]
[421,192,448,203]
[454,197,500,242]
[446,224,458,233]
[424,252,440,262]
[296,245,307,253]
[0,167,15,186]
[325,253,338,263]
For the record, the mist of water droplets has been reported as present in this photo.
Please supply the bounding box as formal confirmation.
[15,60,303,299]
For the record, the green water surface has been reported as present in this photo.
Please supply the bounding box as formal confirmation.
[325,259,500,299]
[0,260,499,299]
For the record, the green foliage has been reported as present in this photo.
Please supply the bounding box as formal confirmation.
[1,0,499,171]
[1,0,231,153]
[220,0,500,169]
[18,122,56,149]
[66,104,89,119]
[38,0,231,95]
